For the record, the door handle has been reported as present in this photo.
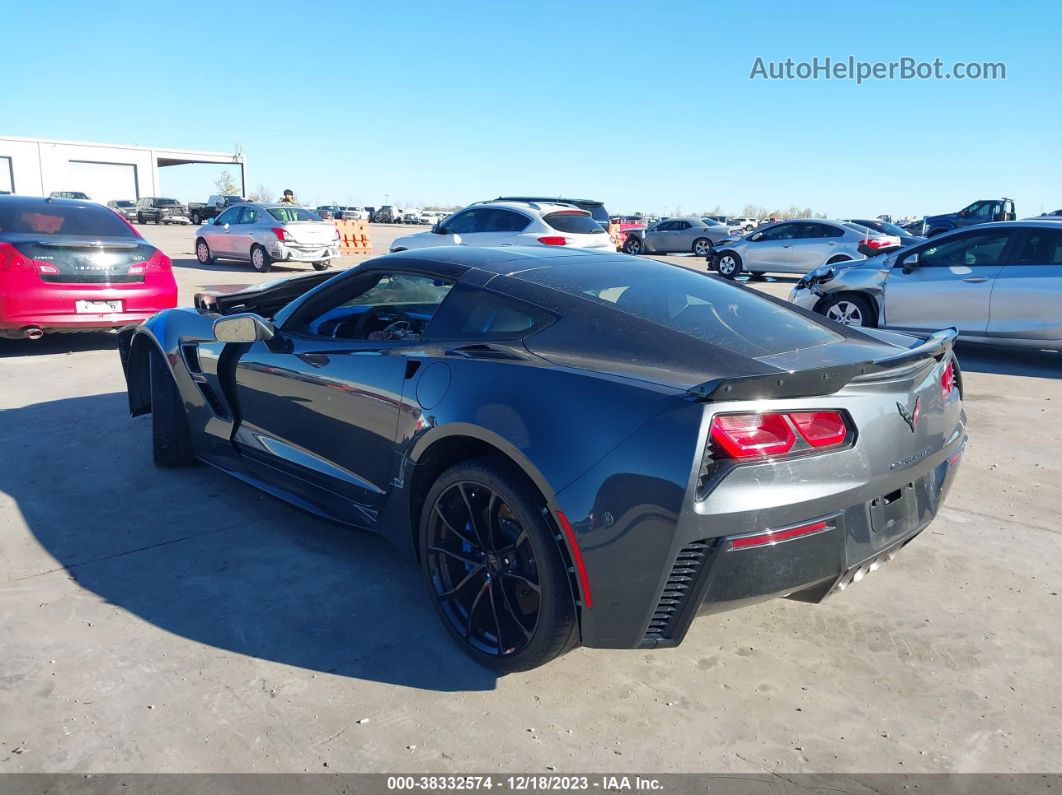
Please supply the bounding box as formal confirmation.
[963,277,989,283]
[297,353,330,368]
[781,244,792,248]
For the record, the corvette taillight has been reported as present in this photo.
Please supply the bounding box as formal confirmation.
[941,361,955,400]
[710,411,849,460]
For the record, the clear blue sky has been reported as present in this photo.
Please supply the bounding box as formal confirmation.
[2,0,1059,217]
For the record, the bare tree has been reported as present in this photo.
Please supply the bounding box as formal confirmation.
[213,170,241,196]
[247,184,273,202]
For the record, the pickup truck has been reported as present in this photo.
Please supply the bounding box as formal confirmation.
[187,194,248,226]
[135,197,191,225]
[922,198,1016,237]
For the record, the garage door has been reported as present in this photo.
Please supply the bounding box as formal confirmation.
[0,157,12,193]
[67,161,139,205]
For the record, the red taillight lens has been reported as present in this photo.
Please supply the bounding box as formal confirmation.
[537,236,568,246]
[731,520,829,550]
[129,251,170,275]
[862,238,893,249]
[272,227,289,242]
[710,413,796,459]
[0,242,32,272]
[788,411,848,448]
[941,361,955,400]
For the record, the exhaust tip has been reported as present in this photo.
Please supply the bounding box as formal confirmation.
[22,326,44,340]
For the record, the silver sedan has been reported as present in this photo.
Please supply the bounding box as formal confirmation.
[623,216,731,256]
[788,220,1062,349]
[193,203,340,273]
[711,219,897,278]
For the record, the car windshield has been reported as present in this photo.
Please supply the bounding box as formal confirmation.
[519,258,842,358]
[268,207,322,222]
[0,201,138,237]
[867,220,911,237]
[115,201,134,208]
[844,222,878,236]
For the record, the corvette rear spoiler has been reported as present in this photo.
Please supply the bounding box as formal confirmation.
[687,328,957,401]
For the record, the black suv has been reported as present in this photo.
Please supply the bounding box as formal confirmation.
[135,197,190,225]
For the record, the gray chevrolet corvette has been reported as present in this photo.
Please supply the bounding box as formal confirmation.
[118,246,966,671]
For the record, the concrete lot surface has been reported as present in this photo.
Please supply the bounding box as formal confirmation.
[1,223,1060,773]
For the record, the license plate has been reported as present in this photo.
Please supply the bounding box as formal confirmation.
[76,300,123,314]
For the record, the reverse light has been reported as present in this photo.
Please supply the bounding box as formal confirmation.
[730,520,830,550]
[941,360,956,400]
[537,236,568,246]
[709,411,849,460]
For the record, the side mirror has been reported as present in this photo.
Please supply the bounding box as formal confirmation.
[432,224,447,234]
[213,313,275,343]
[900,252,920,274]
[749,232,763,242]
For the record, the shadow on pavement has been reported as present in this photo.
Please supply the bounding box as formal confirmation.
[955,342,1061,379]
[0,392,497,692]
[0,333,117,358]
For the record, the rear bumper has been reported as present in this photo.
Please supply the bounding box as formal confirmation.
[270,243,339,262]
[0,275,177,335]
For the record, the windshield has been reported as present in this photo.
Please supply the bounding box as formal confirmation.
[519,258,841,358]
[865,219,911,237]
[0,200,139,237]
[268,207,323,223]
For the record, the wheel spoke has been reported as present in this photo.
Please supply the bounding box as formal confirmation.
[434,504,477,548]
[501,571,541,593]
[497,578,533,640]
[486,581,505,655]
[459,483,490,551]
[428,545,478,566]
[465,580,489,639]
[438,565,485,599]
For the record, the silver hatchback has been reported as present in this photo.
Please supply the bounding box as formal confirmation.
[194,203,340,273]
[712,219,897,278]
[789,221,1062,349]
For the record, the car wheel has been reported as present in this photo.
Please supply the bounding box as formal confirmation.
[250,244,273,273]
[623,236,643,255]
[692,237,713,257]
[826,255,851,265]
[190,211,200,225]
[150,348,196,467]
[716,251,743,279]
[137,212,145,224]
[419,456,577,673]
[312,261,332,271]
[820,293,876,328]
[195,238,215,265]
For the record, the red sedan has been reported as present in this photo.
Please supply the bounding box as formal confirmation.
[0,196,177,340]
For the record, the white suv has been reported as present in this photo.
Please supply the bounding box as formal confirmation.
[389,200,615,253]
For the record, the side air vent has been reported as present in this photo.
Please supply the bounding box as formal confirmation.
[643,540,711,643]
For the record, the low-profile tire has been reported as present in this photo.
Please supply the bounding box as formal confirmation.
[819,293,876,328]
[623,236,644,255]
[195,238,215,265]
[692,237,713,257]
[149,348,196,467]
[419,456,578,673]
[826,255,851,265]
[716,250,743,279]
[312,260,332,271]
[250,244,273,273]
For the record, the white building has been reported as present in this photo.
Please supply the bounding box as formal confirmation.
[0,135,246,205]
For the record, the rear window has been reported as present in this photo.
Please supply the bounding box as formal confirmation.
[544,212,606,235]
[0,201,137,238]
[427,284,555,340]
[268,207,322,222]
[584,204,610,227]
[519,259,841,358]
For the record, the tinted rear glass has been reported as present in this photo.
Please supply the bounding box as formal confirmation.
[268,207,322,222]
[519,259,841,358]
[0,201,137,238]
[544,212,606,235]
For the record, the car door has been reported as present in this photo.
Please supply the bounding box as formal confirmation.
[743,222,798,271]
[670,220,697,251]
[646,220,677,252]
[230,269,455,524]
[884,228,1017,334]
[986,227,1062,342]
[207,206,243,255]
[431,208,488,246]
[227,205,261,260]
[785,222,844,273]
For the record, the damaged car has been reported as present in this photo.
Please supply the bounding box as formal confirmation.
[117,247,966,671]
[790,220,1062,348]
